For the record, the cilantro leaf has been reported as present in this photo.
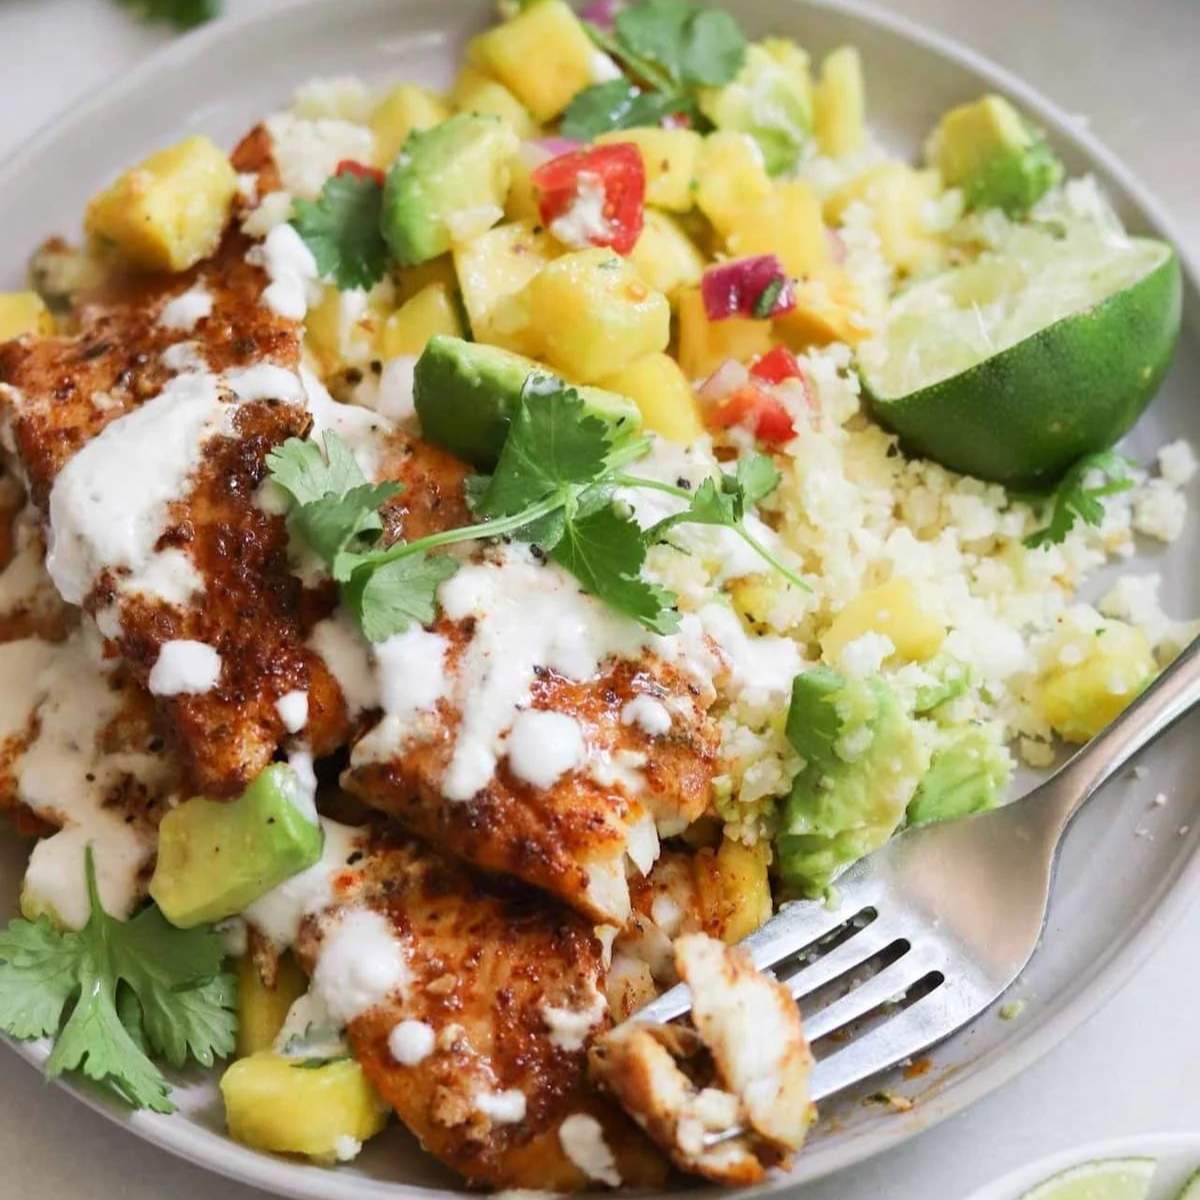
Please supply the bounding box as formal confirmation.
[613,0,746,87]
[1024,451,1134,549]
[552,502,680,634]
[267,433,371,507]
[114,0,219,30]
[267,433,402,581]
[291,173,390,291]
[560,80,690,140]
[736,453,782,506]
[343,552,460,642]
[476,384,614,517]
[0,850,235,1113]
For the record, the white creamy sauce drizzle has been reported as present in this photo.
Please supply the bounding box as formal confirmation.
[311,907,410,1026]
[276,689,309,733]
[302,366,394,480]
[0,506,57,624]
[388,1018,436,1066]
[15,633,173,928]
[371,625,449,744]
[540,985,607,1052]
[0,638,57,742]
[147,639,222,696]
[242,818,362,948]
[273,989,348,1059]
[158,284,213,332]
[506,710,585,789]
[559,1114,621,1187]
[308,610,379,716]
[161,340,207,374]
[285,745,320,823]
[474,1089,527,1125]
[246,222,320,320]
[226,362,306,404]
[45,371,232,607]
[620,695,672,737]
[355,355,419,423]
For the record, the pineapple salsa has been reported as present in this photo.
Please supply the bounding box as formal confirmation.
[0,0,1189,1187]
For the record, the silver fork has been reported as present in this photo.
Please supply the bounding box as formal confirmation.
[637,635,1200,1105]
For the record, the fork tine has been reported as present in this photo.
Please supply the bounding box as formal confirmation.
[809,976,985,1102]
[777,914,906,1003]
[801,947,941,1043]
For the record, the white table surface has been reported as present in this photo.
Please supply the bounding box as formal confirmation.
[1,1,1197,1197]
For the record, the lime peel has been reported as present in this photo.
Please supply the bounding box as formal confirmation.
[1019,1156,1156,1200]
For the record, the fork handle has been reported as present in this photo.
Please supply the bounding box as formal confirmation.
[1044,633,1200,825]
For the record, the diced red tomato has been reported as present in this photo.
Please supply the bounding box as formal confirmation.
[531,143,646,255]
[335,159,386,186]
[708,385,797,445]
[750,346,804,385]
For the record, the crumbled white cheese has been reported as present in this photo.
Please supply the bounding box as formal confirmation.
[559,1114,621,1187]
[1133,480,1188,543]
[148,639,222,696]
[242,189,294,239]
[506,710,586,789]
[1158,439,1197,486]
[589,50,624,83]
[264,113,374,199]
[333,1135,363,1162]
[540,986,607,1052]
[388,1018,436,1066]
[837,632,895,678]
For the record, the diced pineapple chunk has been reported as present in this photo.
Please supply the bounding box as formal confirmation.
[393,254,459,306]
[452,66,539,139]
[722,180,830,279]
[814,46,866,158]
[0,292,54,342]
[628,210,705,299]
[695,132,772,238]
[380,282,464,356]
[821,577,946,666]
[827,162,944,276]
[84,135,237,273]
[454,219,560,354]
[305,283,393,375]
[222,1051,388,1163]
[676,286,775,381]
[474,0,598,122]
[776,267,869,348]
[596,127,702,212]
[236,954,308,1059]
[522,248,671,383]
[505,149,543,223]
[598,353,704,444]
[370,85,452,168]
[694,839,773,945]
[1037,615,1155,743]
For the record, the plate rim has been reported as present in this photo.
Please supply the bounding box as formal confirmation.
[1,0,1197,1197]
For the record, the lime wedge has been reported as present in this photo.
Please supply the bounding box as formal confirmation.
[1175,1168,1200,1200]
[859,193,1182,487]
[1019,1157,1156,1200]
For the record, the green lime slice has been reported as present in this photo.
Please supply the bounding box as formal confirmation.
[1175,1168,1200,1200]
[1018,1156,1156,1200]
[858,205,1182,487]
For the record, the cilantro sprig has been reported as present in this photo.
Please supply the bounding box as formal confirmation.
[268,378,804,643]
[290,173,390,292]
[562,0,747,139]
[1023,451,1134,549]
[0,850,236,1112]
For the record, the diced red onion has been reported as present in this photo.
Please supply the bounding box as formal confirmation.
[701,255,796,322]
[532,137,585,160]
[699,358,751,401]
[580,0,624,32]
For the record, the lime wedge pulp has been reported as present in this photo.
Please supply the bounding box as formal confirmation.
[1019,1156,1156,1200]
[859,193,1182,487]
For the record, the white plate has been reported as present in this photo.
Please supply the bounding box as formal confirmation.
[966,1134,1200,1200]
[1,1,1197,1197]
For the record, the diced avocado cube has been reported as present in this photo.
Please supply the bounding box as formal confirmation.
[926,94,1064,217]
[906,726,1011,828]
[699,39,814,176]
[381,114,519,267]
[776,670,931,896]
[413,335,642,468]
[149,764,323,928]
